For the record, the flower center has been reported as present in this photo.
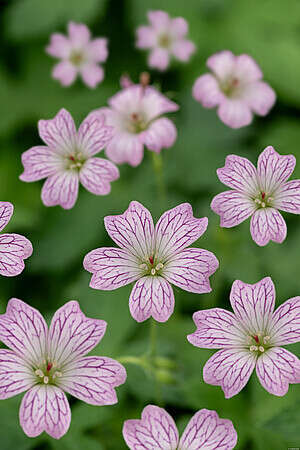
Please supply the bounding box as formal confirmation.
[248,333,271,355]
[126,112,148,134]
[220,77,241,97]
[34,359,62,385]
[66,152,86,171]
[253,191,274,208]
[69,50,85,66]
[139,255,164,276]
[158,33,172,48]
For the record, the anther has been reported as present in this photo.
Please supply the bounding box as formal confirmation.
[53,371,62,379]
[258,346,265,352]
[131,113,139,121]
[155,263,164,271]
[43,376,49,384]
[151,268,156,276]
[261,202,266,208]
[139,263,148,270]
[250,345,258,352]
[263,336,270,344]
[69,155,76,162]
[35,369,44,378]
[140,72,150,88]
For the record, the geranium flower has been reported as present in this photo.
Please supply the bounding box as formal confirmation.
[46,22,108,88]
[92,81,179,166]
[20,108,119,209]
[83,201,219,323]
[188,277,300,398]
[123,404,237,449]
[211,146,300,246]
[0,299,126,439]
[193,50,276,128]
[0,202,32,276]
[136,10,196,71]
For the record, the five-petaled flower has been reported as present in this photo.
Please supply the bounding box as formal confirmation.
[188,276,300,398]
[211,146,300,246]
[193,50,276,128]
[92,81,179,166]
[136,10,196,71]
[0,299,126,439]
[123,404,237,449]
[46,21,108,88]
[0,202,32,277]
[20,108,119,209]
[83,201,219,323]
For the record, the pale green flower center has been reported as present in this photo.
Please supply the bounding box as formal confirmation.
[248,332,271,355]
[126,112,149,134]
[220,76,241,98]
[69,50,85,66]
[139,256,164,276]
[158,33,172,48]
[253,191,274,209]
[34,360,62,385]
[66,151,86,171]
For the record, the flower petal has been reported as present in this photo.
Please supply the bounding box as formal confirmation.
[234,54,263,82]
[211,190,256,228]
[0,349,35,399]
[106,133,144,167]
[136,26,156,48]
[79,158,119,195]
[163,248,219,294]
[230,277,275,335]
[83,247,140,290]
[80,63,104,88]
[46,33,71,59]
[218,99,253,129]
[48,301,107,366]
[242,81,276,116]
[0,298,47,366]
[275,180,300,213]
[60,356,126,405]
[207,50,235,80]
[155,203,208,261]
[41,170,79,209]
[148,48,170,71]
[269,297,300,345]
[104,201,155,261]
[19,385,71,439]
[123,404,179,450]
[216,154,258,195]
[250,208,287,246]
[38,108,76,155]
[187,308,245,349]
[203,348,256,398]
[20,146,62,182]
[256,347,300,396]
[77,111,113,157]
[257,146,296,193]
[148,10,170,29]
[0,202,13,232]
[170,17,188,38]
[192,74,224,108]
[0,233,33,276]
[178,409,238,450]
[87,38,108,62]
[129,276,174,323]
[141,117,177,153]
[68,21,90,48]
[171,39,195,61]
[52,61,77,86]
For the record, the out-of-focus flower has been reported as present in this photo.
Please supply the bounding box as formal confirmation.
[0,299,126,439]
[93,81,179,166]
[84,201,218,323]
[0,202,32,276]
[123,404,238,449]
[46,22,108,88]
[211,146,300,246]
[188,276,300,398]
[20,108,119,209]
[136,10,196,71]
[193,50,276,128]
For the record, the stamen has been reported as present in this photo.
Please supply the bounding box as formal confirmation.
[53,371,62,379]
[131,113,139,122]
[261,192,266,200]
[151,268,156,276]
[258,346,265,352]
[35,369,44,378]
[261,202,266,208]
[250,345,258,352]
[140,72,150,88]
[268,197,273,202]
[69,155,76,162]
[155,263,164,271]
[253,335,259,344]
[263,336,270,344]
[46,362,53,372]
[139,263,148,270]
[43,376,49,384]
[149,256,154,265]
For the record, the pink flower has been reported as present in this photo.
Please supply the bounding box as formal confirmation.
[83,201,219,323]
[93,84,179,166]
[0,202,32,277]
[211,146,300,246]
[20,108,119,209]
[0,299,126,439]
[188,276,300,398]
[136,10,196,71]
[46,22,108,88]
[123,404,237,449]
[193,50,276,128]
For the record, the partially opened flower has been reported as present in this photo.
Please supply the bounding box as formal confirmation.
[0,299,126,439]
[20,108,119,209]
[93,82,179,166]
[46,22,108,88]
[0,202,32,276]
[193,50,276,128]
[84,201,219,323]
[123,404,238,449]
[188,276,300,398]
[136,10,196,71]
[211,146,300,246]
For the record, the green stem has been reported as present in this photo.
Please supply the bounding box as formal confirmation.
[149,318,157,358]
[117,355,150,371]
[151,152,166,206]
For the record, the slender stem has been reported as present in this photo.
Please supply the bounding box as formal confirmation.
[151,152,166,206]
[149,318,157,358]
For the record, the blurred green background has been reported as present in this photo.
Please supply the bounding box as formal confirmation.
[0,0,300,448]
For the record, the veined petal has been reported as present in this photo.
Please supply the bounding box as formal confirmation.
[229,277,275,335]
[187,308,245,349]
[171,39,195,61]
[148,10,171,28]
[216,154,258,195]
[20,146,63,182]
[155,203,208,261]
[38,108,76,155]
[48,301,106,366]
[79,158,119,195]
[83,247,140,290]
[77,112,113,157]
[218,99,253,129]
[41,170,79,210]
[104,201,155,260]
[256,347,300,396]
[207,50,235,80]
[242,81,276,116]
[141,86,179,121]
[19,385,71,439]
[68,21,90,48]
[178,409,238,450]
[0,298,47,366]
[141,117,177,153]
[87,38,108,63]
[269,297,300,345]
[0,349,35,399]
[203,348,257,398]
[192,74,224,108]
[148,48,170,71]
[80,64,104,88]
[46,33,71,59]
[0,202,13,232]
[257,146,296,193]
[123,404,179,450]
[170,17,188,38]
[163,248,219,294]
[52,61,77,87]
[250,208,287,246]
[129,276,174,323]
[136,26,156,48]
[106,133,144,167]
[60,356,126,405]
[234,54,263,82]
[0,233,33,276]
[275,180,300,213]
[211,190,256,228]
